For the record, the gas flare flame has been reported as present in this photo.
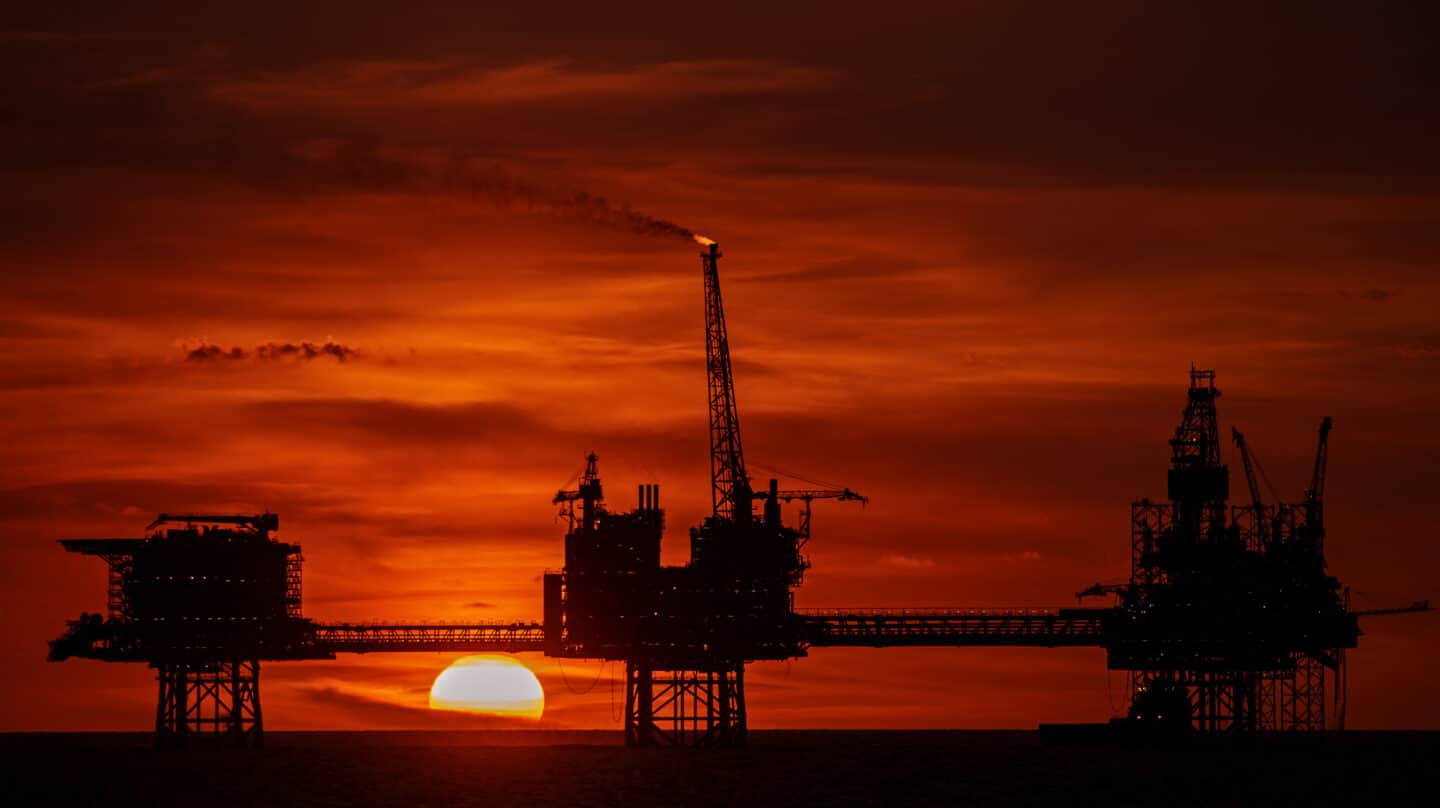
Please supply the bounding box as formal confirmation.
[693,235,716,247]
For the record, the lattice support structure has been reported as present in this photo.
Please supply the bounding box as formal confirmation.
[1187,671,1261,733]
[1130,501,1171,586]
[1289,652,1328,733]
[106,562,127,620]
[154,660,263,747]
[285,554,303,617]
[625,663,746,747]
[1131,651,1337,735]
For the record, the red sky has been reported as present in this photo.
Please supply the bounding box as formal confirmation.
[2,3,1438,731]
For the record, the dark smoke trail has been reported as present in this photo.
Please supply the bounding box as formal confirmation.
[183,340,359,363]
[186,343,247,362]
[441,160,697,242]
[255,341,357,362]
[296,144,699,242]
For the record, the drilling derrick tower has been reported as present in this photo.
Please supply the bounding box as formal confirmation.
[1165,368,1228,544]
[1112,370,1357,735]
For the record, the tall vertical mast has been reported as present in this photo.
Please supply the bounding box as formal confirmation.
[1167,367,1229,540]
[700,241,750,522]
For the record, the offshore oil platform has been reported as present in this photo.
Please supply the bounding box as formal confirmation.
[49,241,1428,746]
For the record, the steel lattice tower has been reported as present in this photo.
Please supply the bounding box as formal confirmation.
[702,242,750,522]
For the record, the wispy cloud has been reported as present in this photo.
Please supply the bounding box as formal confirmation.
[1396,341,1436,360]
[208,58,828,109]
[1340,287,1394,303]
[0,31,139,44]
[881,553,936,570]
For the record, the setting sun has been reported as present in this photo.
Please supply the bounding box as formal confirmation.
[429,656,545,719]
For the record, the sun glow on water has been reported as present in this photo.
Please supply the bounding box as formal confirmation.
[429,655,545,719]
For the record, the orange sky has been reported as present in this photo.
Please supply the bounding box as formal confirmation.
[2,3,1438,731]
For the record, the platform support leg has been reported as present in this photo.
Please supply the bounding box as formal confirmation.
[625,662,746,747]
[155,660,263,747]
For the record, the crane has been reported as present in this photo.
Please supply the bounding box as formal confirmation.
[1231,426,1269,542]
[1305,416,1333,535]
[755,486,867,547]
[552,452,602,532]
[696,240,866,548]
[700,241,752,524]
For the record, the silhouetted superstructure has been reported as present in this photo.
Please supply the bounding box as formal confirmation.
[50,242,1429,747]
[543,242,863,745]
[537,245,1418,743]
[49,514,326,745]
[1092,371,1360,734]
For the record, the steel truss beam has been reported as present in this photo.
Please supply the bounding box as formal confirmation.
[313,623,546,653]
[801,608,1106,647]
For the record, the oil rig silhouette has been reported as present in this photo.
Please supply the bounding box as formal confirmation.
[49,241,1428,746]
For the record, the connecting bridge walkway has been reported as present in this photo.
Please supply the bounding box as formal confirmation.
[799,608,1107,648]
[309,609,1109,655]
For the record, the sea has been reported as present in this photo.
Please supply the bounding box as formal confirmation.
[4,730,1436,806]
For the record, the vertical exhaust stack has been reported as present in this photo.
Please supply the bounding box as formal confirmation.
[637,484,661,514]
[764,479,781,526]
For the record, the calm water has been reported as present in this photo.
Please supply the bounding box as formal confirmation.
[5,730,1437,806]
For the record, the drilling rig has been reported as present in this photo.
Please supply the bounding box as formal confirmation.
[1103,371,1359,734]
[48,243,1430,747]
[542,240,864,746]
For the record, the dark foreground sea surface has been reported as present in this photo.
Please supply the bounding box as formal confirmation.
[4,730,1437,806]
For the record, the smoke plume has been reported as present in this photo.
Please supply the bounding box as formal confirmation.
[290,143,700,243]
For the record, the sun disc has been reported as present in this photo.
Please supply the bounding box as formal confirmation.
[429,655,545,719]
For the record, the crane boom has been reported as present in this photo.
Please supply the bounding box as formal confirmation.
[1231,426,1269,541]
[1306,416,1332,530]
[1353,600,1430,618]
[754,486,867,546]
[763,488,867,504]
[552,452,602,532]
[701,241,751,523]
[1231,428,1265,512]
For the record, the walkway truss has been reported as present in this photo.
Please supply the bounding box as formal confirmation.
[51,609,1105,745]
